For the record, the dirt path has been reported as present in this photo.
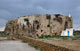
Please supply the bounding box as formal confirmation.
[40,39,80,51]
[0,40,39,51]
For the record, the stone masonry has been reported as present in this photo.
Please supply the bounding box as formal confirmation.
[5,14,73,37]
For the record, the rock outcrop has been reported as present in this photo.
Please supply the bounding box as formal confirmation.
[5,14,73,37]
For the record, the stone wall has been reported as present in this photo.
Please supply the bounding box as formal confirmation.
[18,36,74,51]
[5,14,73,37]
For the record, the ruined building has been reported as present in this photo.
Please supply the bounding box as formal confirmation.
[5,14,73,37]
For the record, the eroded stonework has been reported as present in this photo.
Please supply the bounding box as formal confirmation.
[5,14,73,37]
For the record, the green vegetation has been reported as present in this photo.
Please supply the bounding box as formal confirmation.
[72,30,80,40]
[72,35,80,40]
[40,49,43,51]
[28,35,33,38]
[73,30,80,36]
[22,40,27,43]
[38,35,70,40]
[0,33,9,37]
[28,43,38,50]
[28,43,43,51]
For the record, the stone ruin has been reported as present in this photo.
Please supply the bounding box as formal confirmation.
[4,14,73,37]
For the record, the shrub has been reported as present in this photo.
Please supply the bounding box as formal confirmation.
[0,33,9,37]
[38,35,70,40]
[22,40,27,43]
[28,43,38,50]
[72,35,80,40]
[40,49,43,51]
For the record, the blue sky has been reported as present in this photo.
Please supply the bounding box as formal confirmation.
[0,0,80,29]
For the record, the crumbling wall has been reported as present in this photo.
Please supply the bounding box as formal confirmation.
[5,14,73,37]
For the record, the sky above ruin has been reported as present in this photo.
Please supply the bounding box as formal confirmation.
[0,0,80,30]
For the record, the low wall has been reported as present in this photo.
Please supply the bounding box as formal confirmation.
[19,36,74,51]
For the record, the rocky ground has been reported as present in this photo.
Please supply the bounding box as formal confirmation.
[0,40,39,51]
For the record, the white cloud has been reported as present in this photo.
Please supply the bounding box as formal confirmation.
[0,27,5,31]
